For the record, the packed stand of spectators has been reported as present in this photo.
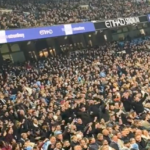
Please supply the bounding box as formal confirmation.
[1,38,150,150]
[0,0,150,29]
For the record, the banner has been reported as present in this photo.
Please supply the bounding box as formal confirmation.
[0,22,95,44]
[94,15,148,30]
[105,17,140,28]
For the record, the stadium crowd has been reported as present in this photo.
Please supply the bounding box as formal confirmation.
[0,38,150,150]
[1,0,150,149]
[0,0,150,29]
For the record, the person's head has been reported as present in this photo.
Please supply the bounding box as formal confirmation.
[5,112,9,117]
[110,114,116,121]
[112,135,118,143]
[56,110,61,116]
[20,110,25,116]
[101,119,105,124]
[107,127,113,134]
[114,102,120,109]
[70,124,76,131]
[33,145,39,150]
[135,135,141,142]
[56,133,63,141]
[80,106,85,112]
[33,118,38,125]
[76,132,83,141]
[80,139,86,147]
[21,133,27,139]
[56,142,62,149]
[89,137,96,144]
[124,128,130,135]
[102,140,108,146]
[0,141,5,148]
[100,145,109,150]
[2,105,7,111]
[12,143,20,150]
[74,145,82,150]
[7,127,13,134]
[63,140,70,147]
[71,136,78,143]
[117,132,122,139]
[124,140,130,148]
[97,133,103,141]
[102,129,109,136]
[121,130,127,137]
[50,136,56,144]
[77,118,82,124]
[123,91,130,98]
[134,94,140,102]
[48,113,53,119]
[135,129,142,136]
[142,130,149,136]
[114,125,119,131]
[56,125,61,131]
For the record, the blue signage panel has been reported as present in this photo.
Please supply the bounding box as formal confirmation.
[147,14,150,22]
[0,22,95,44]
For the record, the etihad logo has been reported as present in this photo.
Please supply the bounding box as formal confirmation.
[39,29,53,35]
[62,26,85,32]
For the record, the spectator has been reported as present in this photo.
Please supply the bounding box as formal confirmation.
[110,135,120,150]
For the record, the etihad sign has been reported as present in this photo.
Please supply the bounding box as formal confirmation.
[105,17,140,28]
[39,29,53,35]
